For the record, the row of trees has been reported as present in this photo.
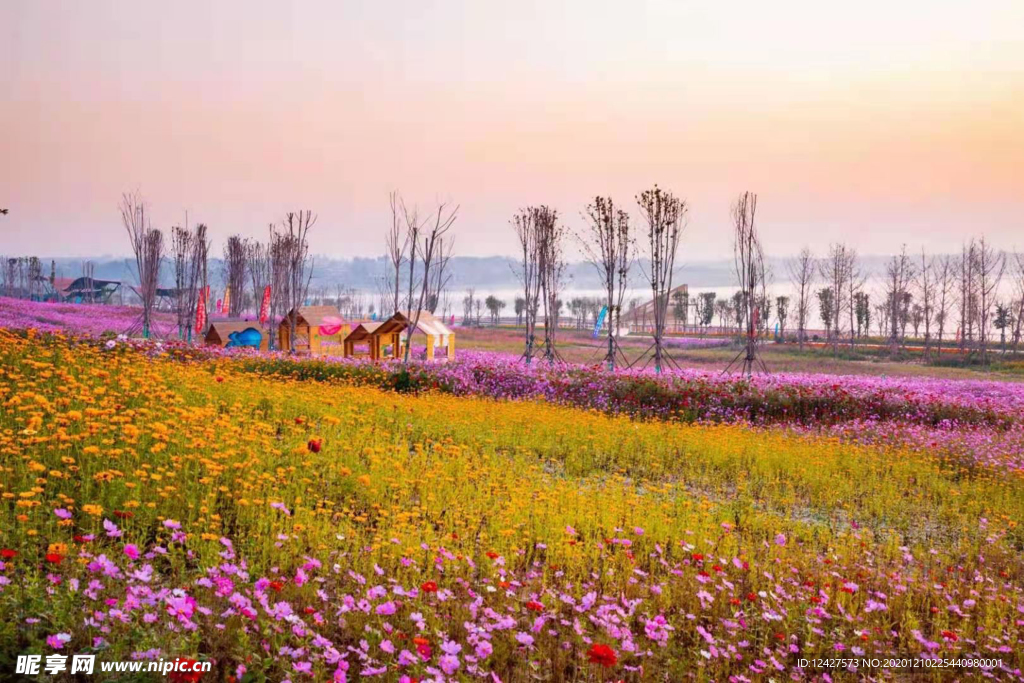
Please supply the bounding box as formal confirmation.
[511,187,768,373]
[119,191,316,349]
[786,238,1024,359]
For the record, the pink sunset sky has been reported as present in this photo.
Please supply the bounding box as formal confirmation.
[2,1,1022,259]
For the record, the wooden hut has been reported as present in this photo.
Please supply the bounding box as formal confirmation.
[342,322,385,359]
[204,320,269,351]
[373,310,455,361]
[278,306,350,356]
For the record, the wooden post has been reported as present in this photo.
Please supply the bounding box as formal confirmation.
[426,334,435,361]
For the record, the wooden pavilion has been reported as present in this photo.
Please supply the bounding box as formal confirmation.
[278,306,349,355]
[370,310,455,361]
[342,322,385,359]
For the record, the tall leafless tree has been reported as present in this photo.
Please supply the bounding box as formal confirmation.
[728,191,767,376]
[637,186,686,373]
[578,196,633,369]
[222,234,248,317]
[533,206,565,362]
[819,243,852,356]
[246,235,272,328]
[915,250,936,358]
[786,248,815,349]
[425,235,455,315]
[512,209,542,363]
[975,236,1005,364]
[385,191,409,315]
[283,211,316,353]
[1010,251,1024,354]
[403,200,458,363]
[268,225,291,350]
[120,191,163,338]
[884,245,915,354]
[933,254,955,355]
[170,222,209,341]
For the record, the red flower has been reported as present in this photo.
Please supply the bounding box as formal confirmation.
[45,553,63,564]
[0,549,17,559]
[941,630,958,642]
[303,606,316,615]
[746,592,757,602]
[414,637,432,660]
[587,643,618,668]
[525,600,544,612]
[168,658,203,683]
[485,551,499,560]
[420,581,438,593]
[73,535,89,543]
[269,580,285,592]
[691,553,704,563]
[113,510,134,519]
[215,376,224,383]
[307,439,322,453]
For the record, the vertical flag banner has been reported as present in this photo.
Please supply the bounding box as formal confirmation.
[259,285,272,325]
[593,306,608,338]
[216,299,223,313]
[195,294,207,332]
[222,287,231,316]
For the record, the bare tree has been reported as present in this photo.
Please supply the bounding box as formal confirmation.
[884,245,915,354]
[385,191,409,314]
[727,191,767,376]
[915,249,935,358]
[120,191,163,338]
[512,209,542,363]
[246,235,272,331]
[170,222,209,341]
[425,235,455,314]
[403,200,458,363]
[1010,251,1024,354]
[171,227,192,337]
[933,254,955,354]
[787,247,816,350]
[775,296,790,340]
[283,211,316,353]
[578,196,633,369]
[975,236,1005,364]
[268,225,291,350]
[222,234,248,317]
[534,206,566,362]
[819,243,852,356]
[462,288,476,326]
[844,248,863,349]
[637,185,686,373]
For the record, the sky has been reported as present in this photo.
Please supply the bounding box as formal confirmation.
[2,1,1022,261]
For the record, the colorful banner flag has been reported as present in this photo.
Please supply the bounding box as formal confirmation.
[259,285,272,325]
[216,299,222,313]
[195,294,207,332]
[592,306,608,338]
[222,287,231,316]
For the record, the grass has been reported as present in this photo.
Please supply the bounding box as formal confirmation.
[456,326,1024,381]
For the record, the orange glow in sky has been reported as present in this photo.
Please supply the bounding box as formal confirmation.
[2,1,1022,258]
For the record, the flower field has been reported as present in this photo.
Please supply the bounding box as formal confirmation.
[0,296,178,339]
[2,330,1024,680]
